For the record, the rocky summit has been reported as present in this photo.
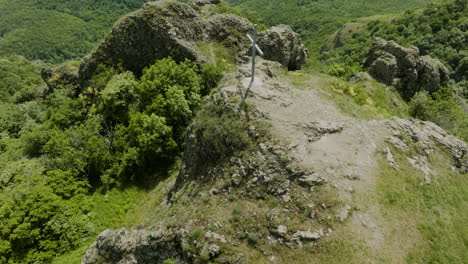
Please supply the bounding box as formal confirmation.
[364,38,450,99]
[75,0,308,89]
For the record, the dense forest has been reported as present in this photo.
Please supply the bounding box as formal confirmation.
[0,0,147,63]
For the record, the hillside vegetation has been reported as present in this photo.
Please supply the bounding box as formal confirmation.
[0,55,222,263]
[320,0,467,141]
[0,0,147,63]
[0,0,466,263]
[226,0,430,53]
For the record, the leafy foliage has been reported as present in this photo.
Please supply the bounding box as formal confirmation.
[0,0,147,63]
[0,56,45,102]
[409,87,468,141]
[0,57,223,263]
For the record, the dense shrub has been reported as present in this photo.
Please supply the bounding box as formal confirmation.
[0,56,223,263]
[410,87,468,142]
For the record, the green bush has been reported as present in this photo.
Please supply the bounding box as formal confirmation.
[410,87,468,141]
[99,71,139,123]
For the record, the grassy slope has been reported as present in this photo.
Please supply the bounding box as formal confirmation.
[226,0,430,53]
[377,145,467,263]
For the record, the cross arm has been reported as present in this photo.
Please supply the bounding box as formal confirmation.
[246,34,264,56]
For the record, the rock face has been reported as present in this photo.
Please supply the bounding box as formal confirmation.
[75,0,307,89]
[41,64,80,96]
[365,38,450,99]
[257,25,308,70]
[78,0,247,87]
[81,228,187,264]
[384,118,468,174]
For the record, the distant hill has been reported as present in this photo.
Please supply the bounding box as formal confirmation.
[0,0,147,63]
[226,0,431,53]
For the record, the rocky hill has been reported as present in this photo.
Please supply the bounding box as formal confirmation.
[0,1,465,263]
[60,1,466,263]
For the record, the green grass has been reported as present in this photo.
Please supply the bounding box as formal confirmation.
[377,145,468,263]
[50,187,149,263]
[277,68,410,120]
[197,41,237,72]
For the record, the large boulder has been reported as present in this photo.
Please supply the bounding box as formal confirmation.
[82,228,188,264]
[74,0,307,90]
[78,0,227,87]
[257,25,308,70]
[365,38,450,99]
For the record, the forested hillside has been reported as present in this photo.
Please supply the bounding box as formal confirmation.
[226,0,430,52]
[0,0,147,63]
[320,0,467,140]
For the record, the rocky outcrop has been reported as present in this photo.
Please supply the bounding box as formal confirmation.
[257,25,308,70]
[41,64,79,96]
[384,118,468,174]
[82,227,188,264]
[365,38,450,99]
[76,0,307,89]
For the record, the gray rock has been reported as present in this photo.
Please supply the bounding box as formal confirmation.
[384,118,468,174]
[257,25,309,70]
[207,243,221,257]
[365,38,450,99]
[368,53,398,85]
[384,147,399,169]
[193,0,221,6]
[277,225,288,235]
[336,205,352,222]
[75,1,307,89]
[293,230,323,241]
[205,231,227,243]
[81,228,187,264]
[298,172,325,186]
[303,121,344,142]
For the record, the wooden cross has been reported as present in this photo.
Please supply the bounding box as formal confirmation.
[241,24,264,106]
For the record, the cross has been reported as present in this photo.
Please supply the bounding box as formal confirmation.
[241,24,264,109]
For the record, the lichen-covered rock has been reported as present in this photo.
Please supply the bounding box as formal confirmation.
[43,1,308,92]
[384,117,468,174]
[41,64,79,96]
[81,227,188,264]
[365,38,450,99]
[257,25,308,70]
[193,0,221,6]
[75,0,307,90]
[78,1,209,88]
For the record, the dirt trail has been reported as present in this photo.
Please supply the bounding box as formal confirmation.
[231,59,403,260]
